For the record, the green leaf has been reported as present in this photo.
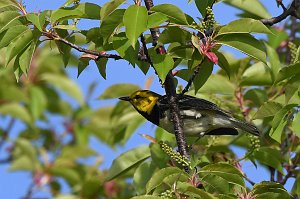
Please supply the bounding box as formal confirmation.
[95,58,108,79]
[100,0,126,20]
[244,88,267,107]
[294,45,300,63]
[10,138,40,171]
[29,86,47,120]
[0,103,31,124]
[199,74,235,95]
[41,74,84,105]
[133,161,156,195]
[218,18,272,35]
[147,12,168,29]
[130,196,161,199]
[81,177,102,199]
[223,0,271,19]
[53,24,79,31]
[194,58,214,93]
[150,143,169,169]
[275,62,300,84]
[123,5,148,47]
[252,181,290,199]
[146,167,187,194]
[59,145,96,160]
[265,43,281,80]
[19,30,40,74]
[13,55,22,81]
[26,11,47,31]
[77,57,90,77]
[198,163,245,188]
[149,49,174,83]
[215,51,231,79]
[49,166,81,186]
[113,32,139,66]
[253,101,283,119]
[0,25,28,49]
[253,148,284,173]
[5,28,33,66]
[272,104,296,130]
[176,182,217,199]
[269,117,287,143]
[105,145,150,181]
[194,0,215,17]
[0,0,19,10]
[158,26,191,45]
[0,11,22,33]
[201,174,230,194]
[98,83,141,99]
[268,28,288,49]
[216,33,266,63]
[291,112,300,138]
[240,62,273,86]
[63,0,77,7]
[168,45,193,60]
[151,4,189,25]
[50,3,101,22]
[100,9,125,43]
[284,75,300,104]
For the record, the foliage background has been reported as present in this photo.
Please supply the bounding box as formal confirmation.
[0,0,299,199]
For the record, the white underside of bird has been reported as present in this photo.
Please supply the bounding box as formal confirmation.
[159,109,239,136]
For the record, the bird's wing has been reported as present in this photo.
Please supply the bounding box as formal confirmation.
[158,94,232,117]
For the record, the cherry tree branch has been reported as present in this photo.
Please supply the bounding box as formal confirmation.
[144,0,190,173]
[181,59,205,95]
[261,0,300,26]
[42,31,123,60]
[0,118,15,151]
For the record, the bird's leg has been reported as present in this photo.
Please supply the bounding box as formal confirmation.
[189,132,206,150]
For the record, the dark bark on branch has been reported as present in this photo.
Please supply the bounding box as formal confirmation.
[42,31,123,60]
[261,0,300,26]
[181,59,205,95]
[144,0,190,173]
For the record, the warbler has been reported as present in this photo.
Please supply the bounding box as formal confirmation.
[119,90,260,137]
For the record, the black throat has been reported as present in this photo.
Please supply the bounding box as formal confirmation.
[135,104,160,126]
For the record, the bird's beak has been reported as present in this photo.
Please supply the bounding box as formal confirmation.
[119,96,130,101]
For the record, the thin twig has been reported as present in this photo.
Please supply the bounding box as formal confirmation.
[140,34,154,67]
[0,118,15,151]
[261,0,300,26]
[42,31,123,61]
[181,59,205,95]
[0,157,11,164]
[22,182,35,199]
[244,174,255,186]
[278,1,287,11]
[144,0,190,173]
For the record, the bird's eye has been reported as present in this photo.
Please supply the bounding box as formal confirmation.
[135,95,142,99]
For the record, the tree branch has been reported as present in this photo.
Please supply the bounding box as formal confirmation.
[144,0,190,173]
[181,59,205,95]
[42,31,123,61]
[261,0,300,26]
[0,118,15,151]
[0,157,11,164]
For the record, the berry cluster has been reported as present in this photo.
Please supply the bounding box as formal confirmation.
[160,141,192,169]
[248,134,260,151]
[202,7,216,30]
[160,189,175,199]
[288,41,298,63]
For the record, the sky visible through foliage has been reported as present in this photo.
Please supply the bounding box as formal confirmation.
[0,0,288,198]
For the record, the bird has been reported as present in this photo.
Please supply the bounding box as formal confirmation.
[119,90,260,137]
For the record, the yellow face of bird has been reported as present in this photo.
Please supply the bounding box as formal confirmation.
[126,90,160,115]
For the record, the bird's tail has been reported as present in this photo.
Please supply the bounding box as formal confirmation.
[230,118,260,136]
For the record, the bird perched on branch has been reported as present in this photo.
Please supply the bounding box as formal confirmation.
[119,90,260,137]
